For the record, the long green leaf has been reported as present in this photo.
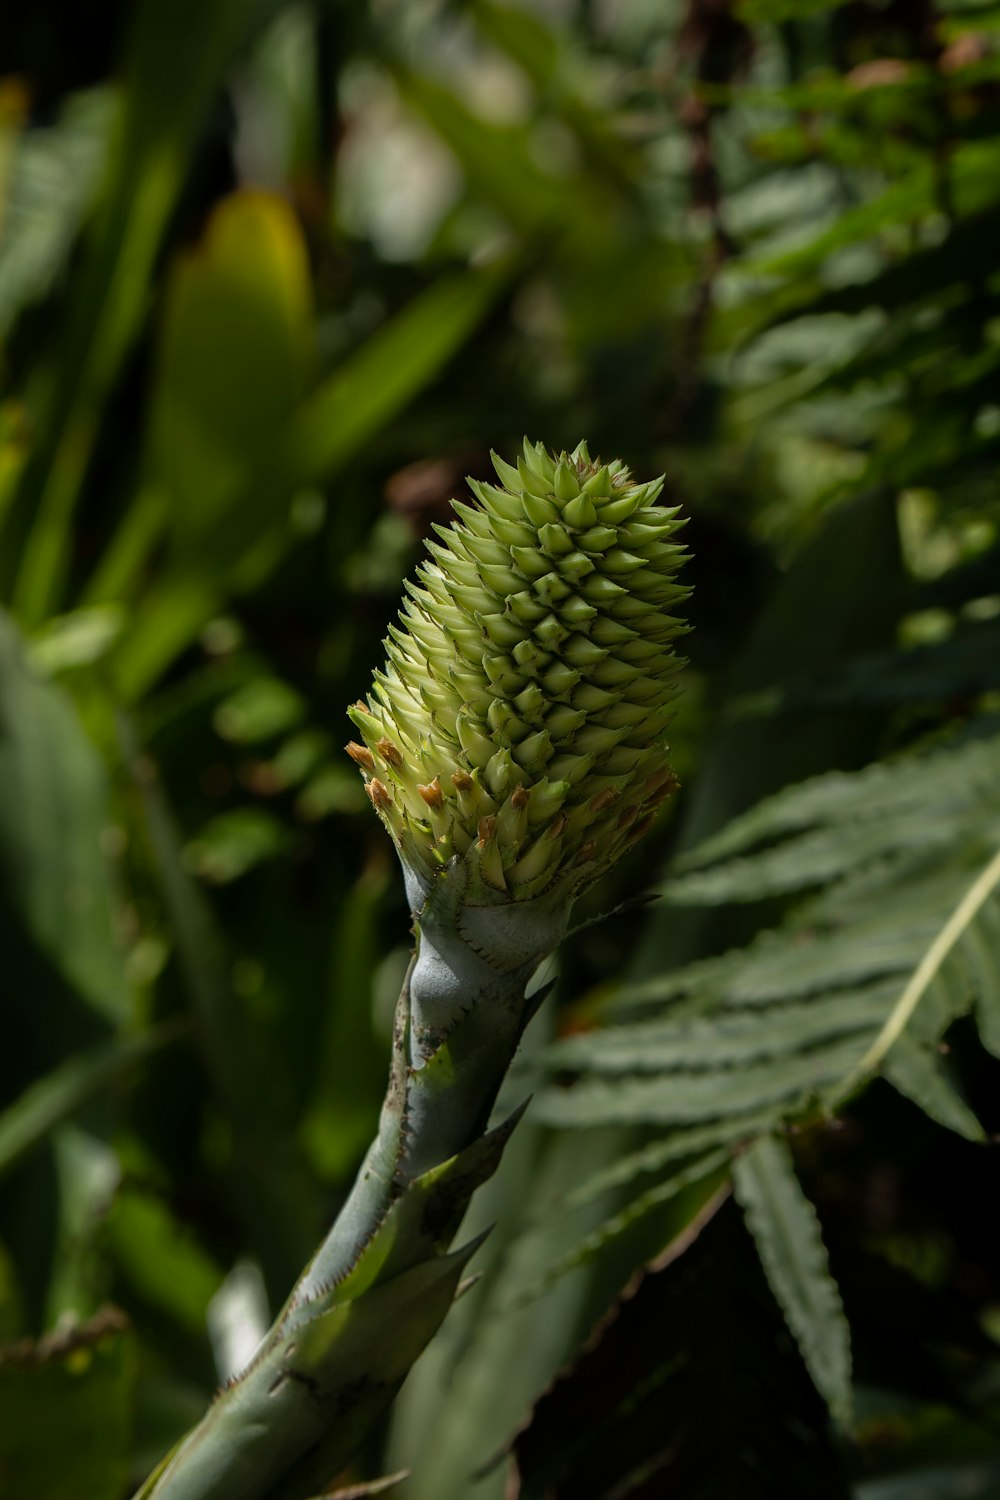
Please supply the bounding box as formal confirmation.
[117,712,319,1295]
[733,1134,853,1428]
[882,1038,984,1142]
[542,988,890,1074]
[0,610,127,1021]
[112,259,514,700]
[513,1196,851,1500]
[0,1023,184,1179]
[560,1116,776,1212]
[7,0,274,625]
[521,1149,732,1297]
[673,734,999,874]
[535,1038,867,1128]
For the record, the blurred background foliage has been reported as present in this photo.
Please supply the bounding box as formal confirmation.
[2,0,1000,1495]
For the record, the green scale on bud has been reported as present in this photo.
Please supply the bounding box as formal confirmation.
[347,439,689,907]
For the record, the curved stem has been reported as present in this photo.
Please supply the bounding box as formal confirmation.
[135,870,567,1500]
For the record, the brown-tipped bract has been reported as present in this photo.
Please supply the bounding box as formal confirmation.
[347,439,689,903]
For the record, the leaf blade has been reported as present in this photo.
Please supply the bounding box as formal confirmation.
[733,1133,853,1428]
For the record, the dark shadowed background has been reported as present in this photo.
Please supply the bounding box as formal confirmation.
[2,1,1000,1496]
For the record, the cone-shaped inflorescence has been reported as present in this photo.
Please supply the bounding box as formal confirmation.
[347,439,689,905]
[132,450,691,1500]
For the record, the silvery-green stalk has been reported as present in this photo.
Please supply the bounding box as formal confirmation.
[135,441,688,1500]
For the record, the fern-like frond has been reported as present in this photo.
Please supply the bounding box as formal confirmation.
[540,730,1000,1137]
[671,729,1000,880]
[733,1135,852,1430]
[531,727,1000,1412]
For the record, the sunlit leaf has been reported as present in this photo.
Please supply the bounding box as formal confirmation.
[112,259,514,699]
[6,0,279,625]
[0,89,113,341]
[148,190,313,552]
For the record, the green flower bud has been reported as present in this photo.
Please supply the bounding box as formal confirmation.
[347,439,689,906]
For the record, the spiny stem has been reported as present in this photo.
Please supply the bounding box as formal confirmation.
[134,872,566,1500]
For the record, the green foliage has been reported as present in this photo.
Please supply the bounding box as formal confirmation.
[4,0,1000,1495]
[0,88,112,338]
[0,1310,135,1499]
[538,730,1000,1124]
[0,612,127,1024]
[529,729,1000,1388]
[513,1196,851,1500]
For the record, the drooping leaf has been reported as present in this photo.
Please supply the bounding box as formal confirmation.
[831,843,1000,1072]
[733,1134,853,1428]
[881,1038,984,1142]
[512,1195,851,1500]
[520,1149,732,1297]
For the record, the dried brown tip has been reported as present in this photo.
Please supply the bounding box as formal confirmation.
[377,737,403,769]
[627,811,656,842]
[548,813,568,840]
[452,769,474,792]
[511,784,529,809]
[354,700,371,713]
[576,841,597,864]
[643,767,676,794]
[616,803,639,829]
[589,786,619,814]
[367,778,392,811]
[346,741,376,771]
[418,777,443,809]
[478,815,497,846]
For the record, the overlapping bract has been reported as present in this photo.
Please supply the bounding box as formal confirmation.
[347,439,689,903]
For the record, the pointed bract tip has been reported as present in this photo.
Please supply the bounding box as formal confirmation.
[348,438,688,901]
